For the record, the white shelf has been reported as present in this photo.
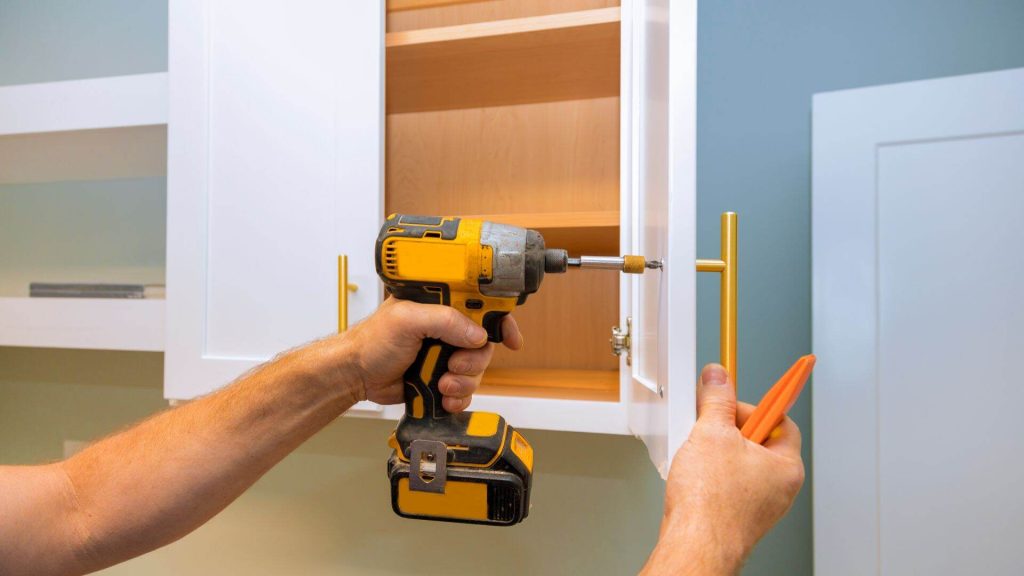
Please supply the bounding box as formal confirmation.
[0,73,167,135]
[0,297,165,352]
[0,73,167,184]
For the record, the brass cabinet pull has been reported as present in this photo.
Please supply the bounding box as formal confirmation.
[696,212,738,386]
[338,255,359,332]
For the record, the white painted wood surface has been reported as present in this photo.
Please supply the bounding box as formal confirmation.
[625,0,697,475]
[0,297,164,352]
[0,74,167,184]
[164,0,384,400]
[813,67,1024,575]
[0,73,167,136]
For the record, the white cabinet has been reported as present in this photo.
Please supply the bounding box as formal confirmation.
[166,0,696,474]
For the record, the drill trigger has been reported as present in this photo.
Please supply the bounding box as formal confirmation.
[481,311,508,343]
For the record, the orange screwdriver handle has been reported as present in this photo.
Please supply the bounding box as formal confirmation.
[740,354,816,445]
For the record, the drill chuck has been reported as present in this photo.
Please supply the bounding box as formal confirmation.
[543,249,569,273]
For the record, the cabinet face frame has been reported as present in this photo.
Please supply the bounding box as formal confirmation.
[165,0,696,457]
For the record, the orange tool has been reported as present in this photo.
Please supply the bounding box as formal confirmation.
[740,354,816,444]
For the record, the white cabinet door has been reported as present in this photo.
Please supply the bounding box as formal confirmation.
[624,0,698,477]
[813,68,1024,575]
[165,0,383,400]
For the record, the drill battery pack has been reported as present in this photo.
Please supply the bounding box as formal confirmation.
[386,410,533,526]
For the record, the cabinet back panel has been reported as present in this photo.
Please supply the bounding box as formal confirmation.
[489,270,618,371]
[386,97,619,216]
[387,0,619,32]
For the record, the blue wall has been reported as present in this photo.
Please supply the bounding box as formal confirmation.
[695,1,1024,573]
[0,0,166,86]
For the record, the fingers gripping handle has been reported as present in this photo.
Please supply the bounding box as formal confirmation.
[403,339,458,420]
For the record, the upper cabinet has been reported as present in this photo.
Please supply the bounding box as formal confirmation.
[166,0,696,474]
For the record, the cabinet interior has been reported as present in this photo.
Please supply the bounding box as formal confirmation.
[385,0,622,402]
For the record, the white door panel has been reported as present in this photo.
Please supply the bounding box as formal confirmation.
[625,0,697,476]
[166,0,383,398]
[814,67,1024,575]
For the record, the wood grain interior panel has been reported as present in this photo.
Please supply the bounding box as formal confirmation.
[387,9,619,112]
[387,97,619,215]
[387,0,619,32]
[489,268,618,371]
[479,367,618,401]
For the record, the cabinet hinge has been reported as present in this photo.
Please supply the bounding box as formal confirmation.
[610,317,632,366]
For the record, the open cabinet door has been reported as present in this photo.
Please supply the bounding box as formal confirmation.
[165,0,384,400]
[624,0,698,477]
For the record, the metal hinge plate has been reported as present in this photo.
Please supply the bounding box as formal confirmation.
[610,317,632,366]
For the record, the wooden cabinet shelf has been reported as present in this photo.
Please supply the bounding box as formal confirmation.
[386,8,620,112]
[386,7,619,48]
[464,211,620,255]
[480,368,618,402]
[462,210,617,229]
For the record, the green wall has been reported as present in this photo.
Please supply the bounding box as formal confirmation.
[0,348,664,575]
[4,0,1024,574]
[695,1,1024,574]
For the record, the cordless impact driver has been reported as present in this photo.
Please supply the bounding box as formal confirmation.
[376,214,659,526]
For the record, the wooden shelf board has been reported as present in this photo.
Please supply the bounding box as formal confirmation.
[386,8,619,112]
[479,367,619,402]
[0,297,164,352]
[386,7,619,48]
[459,211,620,254]
[388,0,478,12]
[461,210,618,229]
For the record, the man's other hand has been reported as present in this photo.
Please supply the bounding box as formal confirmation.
[642,364,805,575]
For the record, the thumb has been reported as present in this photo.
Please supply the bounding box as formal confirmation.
[401,302,488,349]
[696,364,737,426]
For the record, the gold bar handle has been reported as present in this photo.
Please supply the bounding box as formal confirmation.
[696,212,738,386]
[338,255,359,332]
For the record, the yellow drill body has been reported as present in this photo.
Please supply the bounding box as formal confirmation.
[377,214,550,526]
[376,214,658,525]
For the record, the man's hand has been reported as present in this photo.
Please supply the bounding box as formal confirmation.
[340,298,523,412]
[642,364,805,576]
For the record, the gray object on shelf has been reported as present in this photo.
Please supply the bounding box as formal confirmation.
[29,283,165,299]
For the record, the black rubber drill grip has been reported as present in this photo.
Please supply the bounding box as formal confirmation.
[403,338,458,420]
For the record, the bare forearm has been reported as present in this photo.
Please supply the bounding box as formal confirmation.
[53,337,358,574]
[640,515,746,576]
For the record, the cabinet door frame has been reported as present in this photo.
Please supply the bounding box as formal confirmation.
[623,0,698,477]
